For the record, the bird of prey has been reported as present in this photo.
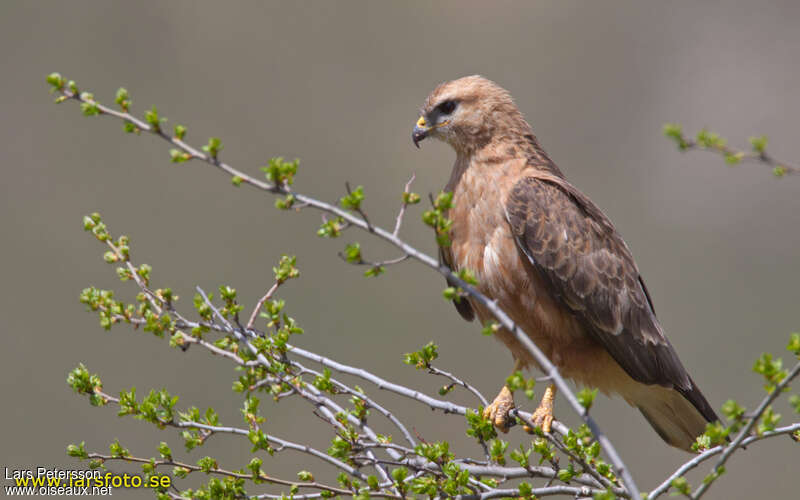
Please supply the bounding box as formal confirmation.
[412,75,718,451]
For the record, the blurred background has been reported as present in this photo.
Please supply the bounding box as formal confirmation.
[2,1,799,498]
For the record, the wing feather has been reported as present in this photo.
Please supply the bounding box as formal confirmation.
[505,176,700,395]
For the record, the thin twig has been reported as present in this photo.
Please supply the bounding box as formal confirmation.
[393,173,416,237]
[345,181,373,232]
[246,282,279,330]
[427,365,489,407]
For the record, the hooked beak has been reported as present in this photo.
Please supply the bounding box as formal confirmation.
[412,115,429,149]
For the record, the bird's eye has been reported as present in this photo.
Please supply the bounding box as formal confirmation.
[437,100,457,114]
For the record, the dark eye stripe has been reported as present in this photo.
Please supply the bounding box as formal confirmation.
[437,100,457,114]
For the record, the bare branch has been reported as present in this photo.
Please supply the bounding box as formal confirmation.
[393,173,416,237]
[246,282,280,331]
[427,365,489,408]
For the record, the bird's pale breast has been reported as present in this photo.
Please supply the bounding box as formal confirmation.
[448,163,628,391]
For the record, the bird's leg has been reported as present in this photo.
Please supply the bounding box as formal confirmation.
[483,385,516,432]
[482,360,523,433]
[526,383,556,433]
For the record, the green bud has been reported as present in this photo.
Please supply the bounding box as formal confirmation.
[576,387,598,410]
[663,123,688,150]
[787,332,800,355]
[749,135,768,154]
[66,442,88,459]
[724,152,743,165]
[174,124,187,140]
[364,266,384,277]
[157,442,172,460]
[403,191,421,204]
[169,149,190,163]
[274,194,295,209]
[79,92,101,116]
[202,137,223,159]
[343,242,361,263]
[115,88,130,111]
[421,210,437,226]
[671,477,691,495]
[481,321,499,336]
[144,105,165,131]
[340,185,365,210]
[46,72,65,90]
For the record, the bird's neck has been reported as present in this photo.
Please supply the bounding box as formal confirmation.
[451,131,564,184]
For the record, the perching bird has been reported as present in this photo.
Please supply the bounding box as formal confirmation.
[412,75,718,451]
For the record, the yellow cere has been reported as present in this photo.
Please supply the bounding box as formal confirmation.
[416,116,427,127]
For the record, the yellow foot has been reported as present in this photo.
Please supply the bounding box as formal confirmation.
[483,385,515,433]
[524,384,556,434]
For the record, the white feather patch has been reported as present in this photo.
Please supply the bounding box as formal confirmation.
[483,239,501,276]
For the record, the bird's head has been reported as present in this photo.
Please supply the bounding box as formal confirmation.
[412,75,524,154]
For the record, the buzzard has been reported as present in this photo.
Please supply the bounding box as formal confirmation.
[412,76,718,451]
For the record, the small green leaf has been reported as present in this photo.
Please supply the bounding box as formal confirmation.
[343,242,362,263]
[340,185,365,211]
[577,388,598,410]
[202,137,223,159]
[157,442,172,460]
[115,88,131,111]
[721,399,745,421]
[749,135,768,154]
[403,342,438,369]
[662,123,688,150]
[788,394,800,414]
[787,332,800,355]
[273,255,300,283]
[724,152,743,165]
[364,266,385,277]
[274,193,295,209]
[47,72,65,90]
[144,105,165,131]
[196,456,217,473]
[169,149,190,163]
[261,157,299,186]
[670,476,690,495]
[67,442,88,459]
[403,191,421,204]
[695,128,726,149]
[79,93,100,116]
[481,321,500,336]
[174,124,187,140]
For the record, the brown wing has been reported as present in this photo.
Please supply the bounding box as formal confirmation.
[505,175,717,421]
[440,246,475,321]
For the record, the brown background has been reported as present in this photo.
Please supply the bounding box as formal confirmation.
[2,1,799,498]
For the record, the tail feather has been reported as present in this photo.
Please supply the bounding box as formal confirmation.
[627,382,718,452]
